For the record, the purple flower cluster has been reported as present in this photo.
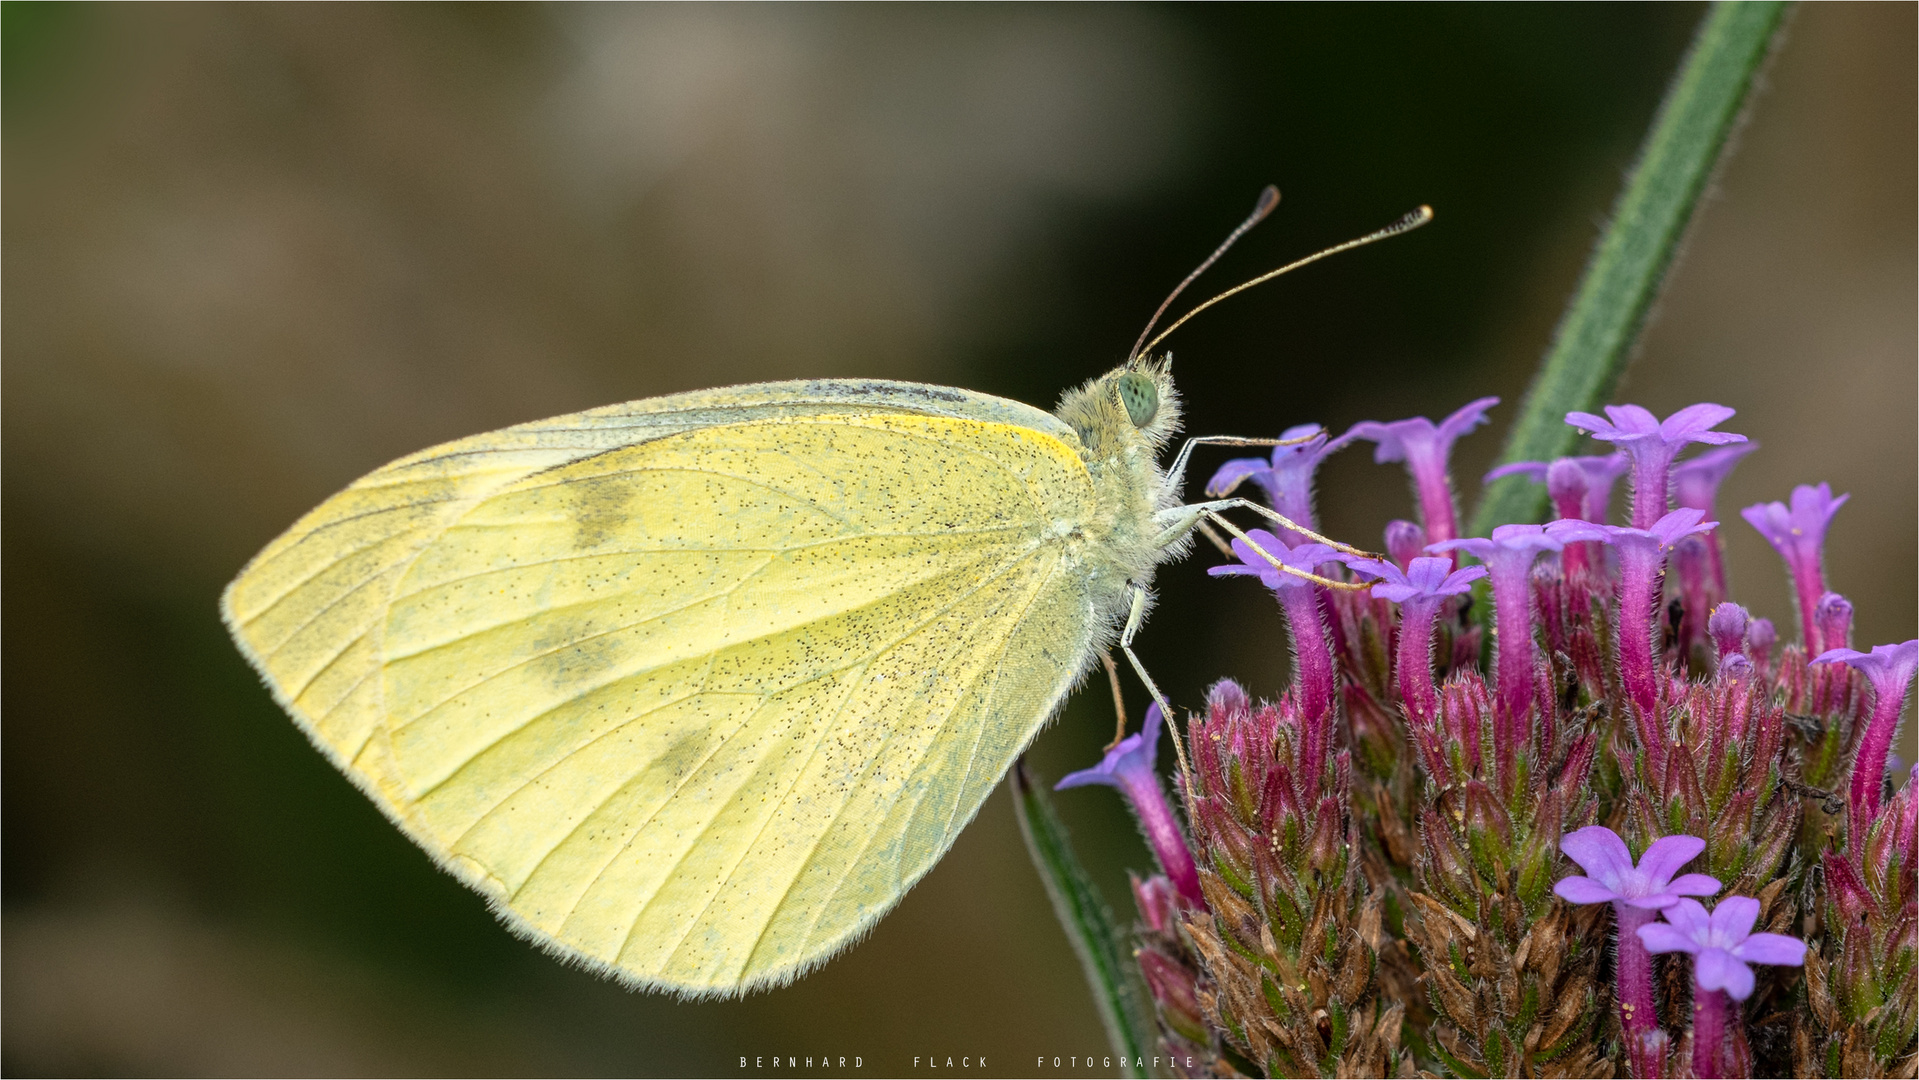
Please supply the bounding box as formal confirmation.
[1051,387,1910,1077]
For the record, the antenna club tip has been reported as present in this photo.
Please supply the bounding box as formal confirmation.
[1255,185,1281,214]
[1416,204,1435,221]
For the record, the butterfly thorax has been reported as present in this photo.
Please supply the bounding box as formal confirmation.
[1050,360,1189,622]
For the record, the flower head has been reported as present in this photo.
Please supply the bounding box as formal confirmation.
[1741,482,1849,566]
[1555,826,1721,910]
[1345,397,1499,544]
[1344,557,1484,724]
[1636,896,1807,1001]
[1206,424,1346,546]
[1207,533,1341,595]
[1567,403,1745,528]
[1347,555,1486,604]
[1429,522,1566,566]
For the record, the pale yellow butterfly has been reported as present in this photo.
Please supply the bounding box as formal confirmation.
[221,195,1427,996]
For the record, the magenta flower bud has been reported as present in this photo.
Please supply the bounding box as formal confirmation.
[1742,483,1849,652]
[1708,603,1750,662]
[1207,532,1342,732]
[1719,653,1753,682]
[1347,556,1487,722]
[1556,827,1721,1060]
[1543,458,1591,523]
[1816,592,1854,654]
[1567,403,1746,529]
[1131,872,1180,934]
[1206,423,1347,548]
[1057,703,1205,907]
[1137,947,1207,1045]
[1749,617,1777,659]
[1385,519,1427,570]
[1346,396,1500,545]
[1812,639,1918,837]
[1638,896,1806,1078]
[1594,510,1717,756]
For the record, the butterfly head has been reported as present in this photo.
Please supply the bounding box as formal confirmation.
[1055,355,1182,458]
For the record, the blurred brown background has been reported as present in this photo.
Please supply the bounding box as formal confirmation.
[3,4,1912,1077]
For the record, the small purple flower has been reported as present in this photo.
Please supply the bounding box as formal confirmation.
[1485,452,1629,525]
[1566,403,1745,529]
[1673,442,1758,515]
[1554,826,1722,910]
[1209,534,1342,723]
[1638,896,1806,1079]
[1207,533,1342,594]
[1741,483,1849,652]
[1594,509,1717,735]
[1812,639,1919,836]
[1345,397,1499,545]
[1636,896,1806,1001]
[1556,826,1720,1058]
[1205,424,1347,548]
[1347,555,1486,605]
[1057,703,1205,907]
[1346,556,1486,721]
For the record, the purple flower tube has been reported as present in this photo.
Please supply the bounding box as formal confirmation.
[1347,556,1486,723]
[1741,483,1849,652]
[1057,703,1205,907]
[1428,521,1604,775]
[1594,510,1717,764]
[1207,532,1344,728]
[1811,640,1918,837]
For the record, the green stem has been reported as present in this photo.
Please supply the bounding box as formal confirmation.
[1471,0,1791,535]
[1012,760,1154,1077]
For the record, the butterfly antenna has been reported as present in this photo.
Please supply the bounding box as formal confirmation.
[1141,204,1433,357]
[1128,185,1281,364]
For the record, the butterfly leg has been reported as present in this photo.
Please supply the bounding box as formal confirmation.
[1117,584,1196,787]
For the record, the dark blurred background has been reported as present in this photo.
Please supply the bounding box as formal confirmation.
[3,4,1912,1076]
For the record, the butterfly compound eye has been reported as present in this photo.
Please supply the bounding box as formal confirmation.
[1117,371,1159,428]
